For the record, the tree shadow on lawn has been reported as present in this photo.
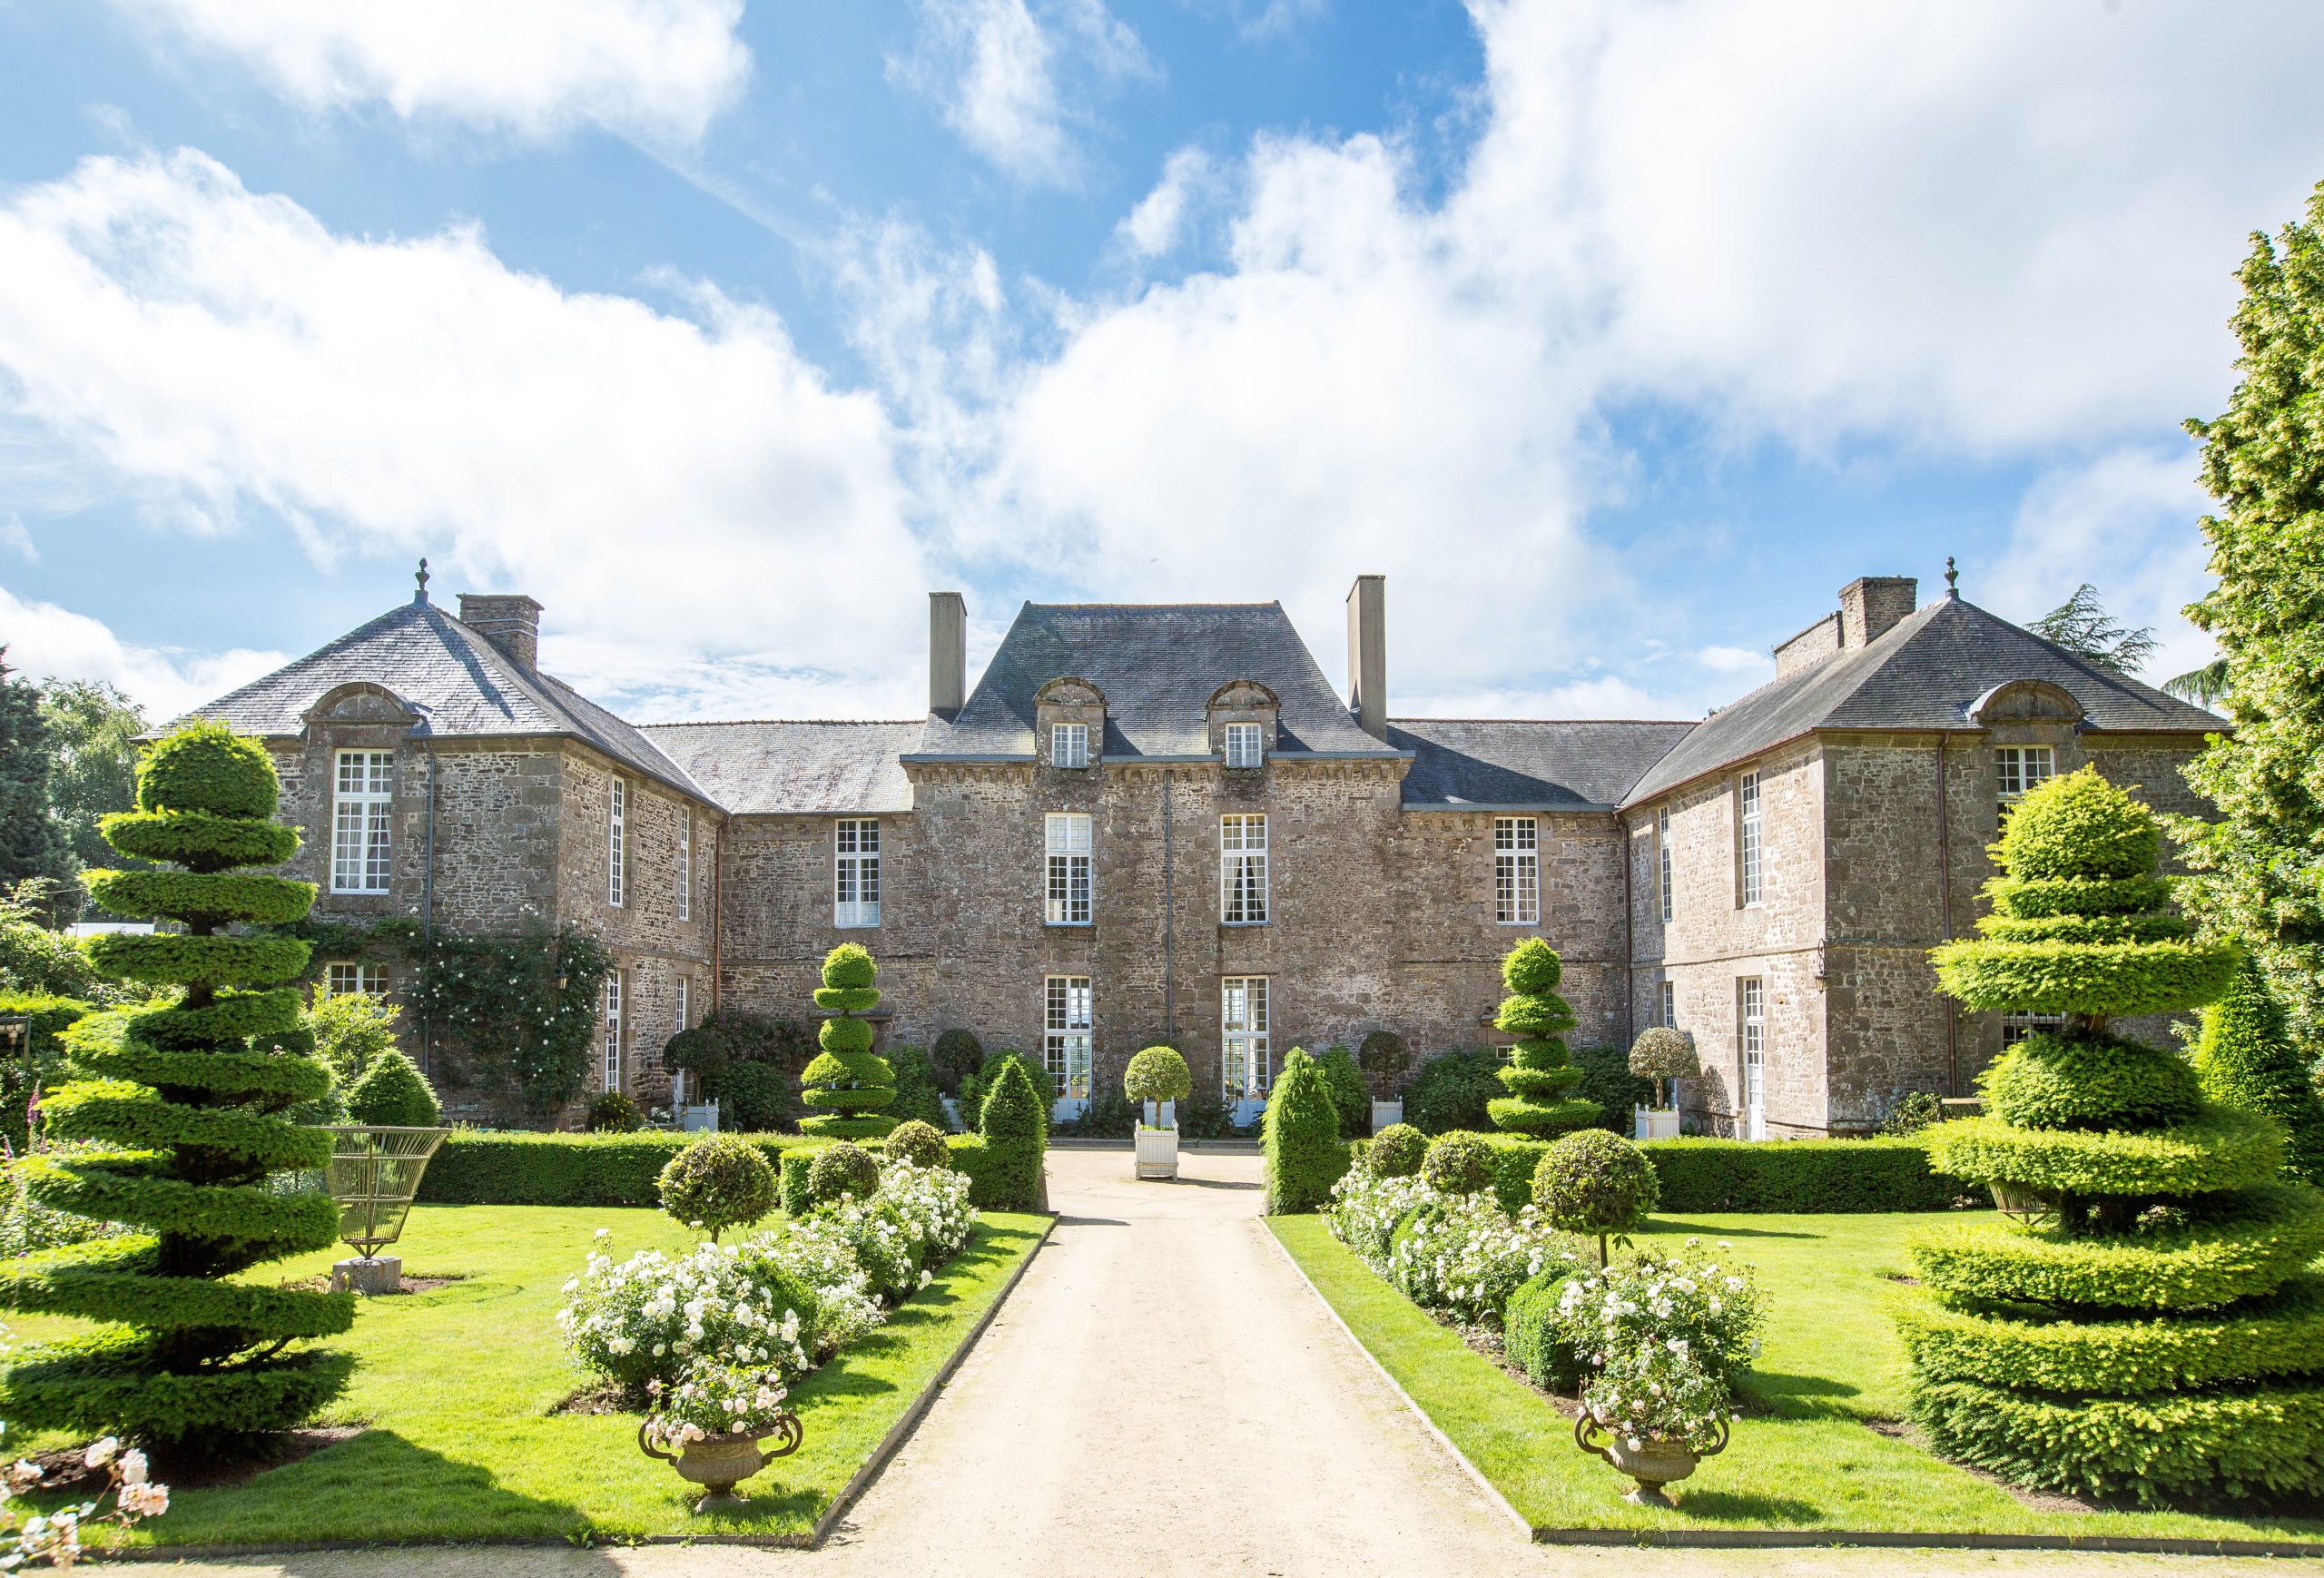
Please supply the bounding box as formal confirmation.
[1737,1371,1863,1420]
[1641,1221,1817,1240]
[1666,1488,1825,1523]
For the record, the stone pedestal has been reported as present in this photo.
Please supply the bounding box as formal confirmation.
[330,1256,402,1296]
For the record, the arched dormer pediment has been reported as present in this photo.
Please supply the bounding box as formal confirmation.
[1206,678,1279,713]
[1969,678,2084,727]
[1207,678,1281,764]
[1034,676,1107,709]
[1035,677,1106,767]
[300,681,423,738]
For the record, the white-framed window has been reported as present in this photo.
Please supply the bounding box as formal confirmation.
[1738,976,1764,1117]
[1737,771,1762,908]
[330,749,394,894]
[1996,745,2055,817]
[675,974,691,1035]
[603,971,624,1091]
[677,813,692,922]
[1222,976,1271,1099]
[1046,813,1093,925]
[1657,806,1674,924]
[835,819,881,928]
[1494,815,1540,924]
[1221,814,1269,924]
[1044,975,1093,1101]
[2003,1011,2065,1047]
[1223,722,1265,769]
[607,777,626,908]
[324,962,388,998]
[1051,723,1089,769]
[1659,979,1677,1029]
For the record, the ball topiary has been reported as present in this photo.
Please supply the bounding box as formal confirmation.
[657,1134,775,1242]
[1367,1122,1426,1179]
[344,1048,444,1128]
[1263,1048,1349,1213]
[884,1119,950,1171]
[807,1140,881,1205]
[1627,1026,1699,1110]
[1486,939,1600,1139]
[799,944,898,1140]
[1123,1045,1192,1126]
[585,1090,645,1132]
[0,720,354,1460]
[1533,1129,1659,1265]
[1422,1130,1494,1196]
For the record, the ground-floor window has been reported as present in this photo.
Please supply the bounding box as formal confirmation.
[1222,976,1271,1099]
[2002,1011,2065,1046]
[1659,979,1677,1029]
[1738,976,1764,1129]
[1044,975,1092,1101]
[603,971,624,1091]
[323,961,389,998]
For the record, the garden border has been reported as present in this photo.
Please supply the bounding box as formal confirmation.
[1263,1220,2324,1560]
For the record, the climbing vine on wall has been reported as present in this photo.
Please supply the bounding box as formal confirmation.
[411,924,612,1116]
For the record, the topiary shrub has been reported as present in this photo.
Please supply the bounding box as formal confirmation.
[885,1119,949,1171]
[978,1057,1047,1210]
[1358,1029,1411,1097]
[1627,1027,1698,1110]
[1123,1045,1191,1127]
[931,1027,983,1097]
[0,721,355,1459]
[1315,1044,1370,1138]
[885,1044,950,1131]
[960,1048,1053,1122]
[2195,953,2324,1184]
[1403,1048,1504,1134]
[657,1133,775,1241]
[719,1060,793,1133]
[0,990,88,1151]
[1905,767,2304,1502]
[1422,1130,1494,1196]
[586,1090,645,1133]
[1533,1129,1659,1265]
[1263,1049,1349,1213]
[1487,940,1600,1139]
[1367,1122,1425,1179]
[807,1140,881,1205]
[797,944,897,1140]
[345,1048,443,1128]
[1503,1266,1582,1391]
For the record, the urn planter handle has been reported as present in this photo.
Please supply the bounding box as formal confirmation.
[1573,1406,1727,1507]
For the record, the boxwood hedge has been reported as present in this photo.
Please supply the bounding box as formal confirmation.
[1472,1133,1969,1218]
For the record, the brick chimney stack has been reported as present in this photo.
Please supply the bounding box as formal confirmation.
[458,593,543,670]
[1837,577,1917,649]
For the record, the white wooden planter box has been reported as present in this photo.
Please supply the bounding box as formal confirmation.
[1370,1100,1404,1134]
[1136,1126,1179,1180]
[1634,1106,1681,1140]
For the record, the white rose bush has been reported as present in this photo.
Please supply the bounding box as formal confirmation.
[0,1432,167,1569]
[1551,1241,1766,1453]
[1324,1167,1581,1327]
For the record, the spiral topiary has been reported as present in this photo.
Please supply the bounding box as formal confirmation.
[807,1140,881,1205]
[1899,766,2321,1502]
[1485,938,1600,1139]
[0,721,355,1459]
[798,943,898,1140]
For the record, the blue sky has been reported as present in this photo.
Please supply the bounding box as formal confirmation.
[2,0,2320,724]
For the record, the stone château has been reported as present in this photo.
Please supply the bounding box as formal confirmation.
[184,569,2220,1136]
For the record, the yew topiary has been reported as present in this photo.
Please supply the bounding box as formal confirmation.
[2194,954,2324,1185]
[1262,1048,1347,1213]
[1903,766,2321,1501]
[344,1048,442,1129]
[0,721,355,1459]
[978,1056,1046,1209]
[798,943,897,1141]
[1484,939,1600,1139]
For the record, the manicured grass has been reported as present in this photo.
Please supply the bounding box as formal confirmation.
[1272,1211,2324,1544]
[15,1204,1049,1547]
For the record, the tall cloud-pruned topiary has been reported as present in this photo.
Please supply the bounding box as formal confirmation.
[0,721,354,1458]
[2195,953,2324,1186]
[1486,938,1600,1139]
[1897,767,2324,1502]
[978,1056,1046,1209]
[1264,1048,1349,1213]
[798,943,897,1140]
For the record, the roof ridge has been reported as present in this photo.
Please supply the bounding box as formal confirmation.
[1392,716,1699,726]
[1025,600,1285,610]
[642,717,923,728]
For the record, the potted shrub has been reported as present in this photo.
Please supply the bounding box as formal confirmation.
[1358,1030,1411,1131]
[1124,1045,1191,1180]
[1626,1026,1696,1139]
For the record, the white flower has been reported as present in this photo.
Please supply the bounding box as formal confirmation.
[82,1438,118,1470]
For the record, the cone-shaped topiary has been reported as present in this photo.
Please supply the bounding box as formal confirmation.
[1485,938,1600,1138]
[344,1048,443,1129]
[1899,766,2324,1502]
[0,721,355,1459]
[2195,953,2324,1185]
[1123,1045,1191,1127]
[1263,1048,1348,1213]
[798,943,898,1140]
[978,1056,1046,1209]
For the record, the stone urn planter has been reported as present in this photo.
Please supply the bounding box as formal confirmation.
[639,1415,803,1513]
[1632,1106,1680,1140]
[1574,1409,1726,1506]
[1135,1124,1179,1180]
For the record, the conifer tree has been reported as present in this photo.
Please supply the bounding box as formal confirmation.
[0,650,75,893]
[798,943,897,1139]
[1486,938,1599,1138]
[2195,953,2324,1186]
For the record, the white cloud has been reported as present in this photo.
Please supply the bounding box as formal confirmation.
[0,584,284,718]
[0,515,34,564]
[1697,645,1772,676]
[108,0,750,145]
[1118,148,1214,258]
[0,150,926,719]
[892,0,1154,185]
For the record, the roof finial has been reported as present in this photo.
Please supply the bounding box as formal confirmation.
[1944,556,1959,599]
[414,557,430,605]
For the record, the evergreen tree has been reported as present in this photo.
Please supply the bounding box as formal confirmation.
[1485,938,1600,1138]
[0,722,353,1460]
[0,651,75,895]
[2195,953,2324,1185]
[797,943,897,1139]
[2173,179,2324,1031]
[41,678,150,876]
[2027,585,2158,676]
[1262,1048,1347,1213]
[1898,768,2323,1502]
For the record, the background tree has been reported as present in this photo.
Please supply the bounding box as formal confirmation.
[2027,585,2158,676]
[1486,938,1600,1138]
[2172,179,2324,1035]
[2194,954,2324,1184]
[40,679,150,879]
[0,652,75,897]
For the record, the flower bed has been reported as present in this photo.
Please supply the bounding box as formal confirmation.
[1324,1165,1580,1327]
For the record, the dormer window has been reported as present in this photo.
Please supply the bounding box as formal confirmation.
[1035,677,1106,768]
[1207,679,1281,764]
[1224,723,1263,769]
[1052,723,1089,769]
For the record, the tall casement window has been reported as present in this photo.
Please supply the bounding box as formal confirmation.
[677,813,693,922]
[1736,771,1763,908]
[1494,816,1541,924]
[1738,976,1765,1131]
[607,778,627,908]
[1051,723,1089,769]
[1659,980,1677,1029]
[1657,807,1674,923]
[1221,976,1271,1098]
[675,974,691,1035]
[603,971,624,1091]
[1046,813,1093,925]
[1044,975,1094,1101]
[1220,814,1270,924]
[1996,745,2055,818]
[324,962,388,998]
[835,819,881,928]
[330,750,394,894]
[1223,722,1264,769]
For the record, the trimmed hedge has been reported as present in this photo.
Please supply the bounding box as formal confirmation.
[1503,1266,1580,1391]
[1469,1133,1970,1217]
[1923,1109,2284,1198]
[417,1130,819,1208]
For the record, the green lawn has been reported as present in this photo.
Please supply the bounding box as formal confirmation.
[1272,1211,2324,1545]
[17,1204,1049,1548]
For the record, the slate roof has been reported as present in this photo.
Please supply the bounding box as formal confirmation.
[1390,720,1693,811]
[643,721,920,815]
[914,602,1401,760]
[181,597,712,804]
[1620,595,2225,808]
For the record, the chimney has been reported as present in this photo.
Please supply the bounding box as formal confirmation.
[930,591,966,717]
[1345,574,1386,739]
[458,593,542,669]
[1837,577,1916,649]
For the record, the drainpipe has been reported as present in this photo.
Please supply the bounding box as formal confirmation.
[1162,769,1176,1042]
[1620,812,1635,1051]
[1935,731,1955,1097]
[419,732,438,1078]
